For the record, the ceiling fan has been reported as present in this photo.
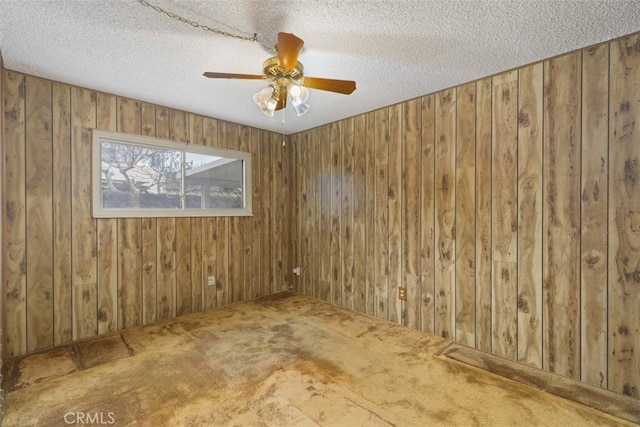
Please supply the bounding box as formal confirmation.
[203,32,356,117]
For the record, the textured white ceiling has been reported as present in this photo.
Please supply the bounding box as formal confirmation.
[1,0,639,135]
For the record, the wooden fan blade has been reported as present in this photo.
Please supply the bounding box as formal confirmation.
[203,72,264,80]
[278,32,304,71]
[304,76,356,94]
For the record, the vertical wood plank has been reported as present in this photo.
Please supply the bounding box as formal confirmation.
[580,44,609,389]
[330,122,342,306]
[249,127,262,299]
[492,70,518,360]
[3,70,27,356]
[117,98,143,329]
[228,122,243,302]
[171,110,191,315]
[239,125,252,302]
[608,34,640,398]
[352,114,367,313]
[517,63,544,369]
[388,104,403,323]
[52,82,73,347]
[202,117,218,307]
[543,52,582,379]
[475,78,493,352]
[189,113,203,312]
[374,109,389,319]
[435,89,456,339]
[25,76,54,352]
[71,87,97,341]
[342,118,355,311]
[175,217,191,315]
[261,130,272,298]
[320,125,332,302]
[298,131,310,296]
[96,92,118,335]
[421,95,436,334]
[141,102,157,324]
[455,82,476,347]
[155,107,176,319]
[278,131,289,294]
[364,112,376,315]
[402,98,421,329]
[288,131,298,295]
[216,121,230,305]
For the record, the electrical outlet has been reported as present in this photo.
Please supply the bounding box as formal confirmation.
[207,276,216,286]
[398,287,407,301]
[292,267,301,276]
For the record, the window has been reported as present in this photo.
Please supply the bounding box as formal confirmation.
[92,130,251,218]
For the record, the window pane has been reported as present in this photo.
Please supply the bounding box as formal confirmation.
[101,142,183,209]
[185,153,244,209]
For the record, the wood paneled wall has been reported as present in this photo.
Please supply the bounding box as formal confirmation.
[290,33,640,399]
[2,70,291,357]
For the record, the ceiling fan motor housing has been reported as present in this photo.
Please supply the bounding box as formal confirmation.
[262,56,305,90]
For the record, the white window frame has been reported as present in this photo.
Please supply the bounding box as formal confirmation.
[92,130,252,218]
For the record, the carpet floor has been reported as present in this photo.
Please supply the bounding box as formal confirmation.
[2,292,634,426]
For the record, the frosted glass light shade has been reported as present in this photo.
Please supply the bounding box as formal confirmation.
[288,84,310,116]
[253,86,278,117]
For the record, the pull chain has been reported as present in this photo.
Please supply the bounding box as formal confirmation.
[282,108,286,147]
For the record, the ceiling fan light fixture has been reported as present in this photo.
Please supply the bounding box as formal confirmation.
[253,85,278,117]
[203,32,356,120]
[288,83,310,116]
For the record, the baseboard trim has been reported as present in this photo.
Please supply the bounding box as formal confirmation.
[442,344,640,424]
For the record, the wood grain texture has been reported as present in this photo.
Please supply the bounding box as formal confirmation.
[388,104,402,323]
[374,108,390,319]
[172,110,192,314]
[71,87,97,341]
[202,117,218,307]
[6,33,640,402]
[96,93,118,335]
[543,52,582,379]
[330,122,342,306]
[402,98,421,329]
[608,34,640,399]
[434,89,456,339]
[319,125,332,302]
[286,32,640,401]
[239,125,251,302]
[141,102,157,324]
[475,78,492,352]
[3,71,287,357]
[52,82,73,346]
[342,118,355,311]
[517,63,543,369]
[227,123,242,303]
[261,130,272,299]
[491,70,518,360]
[455,83,476,347]
[141,216,157,323]
[352,114,367,313]
[250,127,262,299]
[25,76,54,352]
[274,130,295,292]
[420,95,436,335]
[190,115,204,312]
[117,98,143,329]
[155,107,176,320]
[364,112,376,315]
[118,218,142,328]
[581,44,609,389]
